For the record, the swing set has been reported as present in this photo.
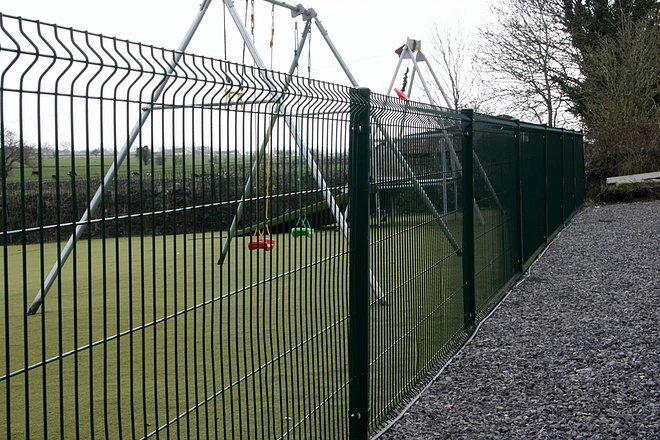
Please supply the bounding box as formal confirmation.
[247,139,276,251]
[380,37,503,226]
[241,0,314,252]
[28,0,471,313]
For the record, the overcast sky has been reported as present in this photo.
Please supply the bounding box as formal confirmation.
[1,0,493,98]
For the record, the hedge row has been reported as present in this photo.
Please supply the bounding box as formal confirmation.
[1,166,348,245]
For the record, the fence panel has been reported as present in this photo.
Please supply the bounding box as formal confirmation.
[546,129,564,238]
[519,124,547,265]
[563,131,577,220]
[1,14,585,440]
[0,14,354,440]
[470,115,519,315]
[574,135,586,208]
[366,97,466,434]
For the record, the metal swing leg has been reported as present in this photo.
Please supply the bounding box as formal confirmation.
[221,2,389,302]
[374,126,463,254]
[391,41,503,223]
[219,5,384,304]
[27,0,215,315]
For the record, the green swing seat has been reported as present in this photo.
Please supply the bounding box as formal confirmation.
[291,227,314,238]
[291,216,314,238]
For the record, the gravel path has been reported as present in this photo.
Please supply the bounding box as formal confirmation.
[378,201,660,440]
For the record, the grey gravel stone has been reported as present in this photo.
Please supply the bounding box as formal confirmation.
[377,201,660,440]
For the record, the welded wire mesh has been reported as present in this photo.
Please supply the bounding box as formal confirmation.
[367,95,466,431]
[0,14,352,439]
[520,124,547,264]
[546,129,565,237]
[471,115,519,314]
[1,13,586,440]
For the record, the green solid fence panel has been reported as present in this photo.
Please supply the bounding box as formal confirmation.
[520,125,547,265]
[0,13,586,440]
[574,135,586,208]
[470,115,518,316]
[563,131,576,221]
[546,129,564,238]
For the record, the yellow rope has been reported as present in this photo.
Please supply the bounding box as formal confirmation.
[252,136,261,239]
[252,124,273,239]
[264,125,272,233]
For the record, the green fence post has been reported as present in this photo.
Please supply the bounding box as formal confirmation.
[348,87,371,440]
[461,109,476,327]
[578,133,586,208]
[513,120,523,274]
[560,128,566,225]
[543,125,549,243]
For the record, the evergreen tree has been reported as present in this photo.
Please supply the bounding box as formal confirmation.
[560,0,659,118]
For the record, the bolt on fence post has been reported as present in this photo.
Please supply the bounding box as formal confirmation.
[461,109,476,328]
[348,87,371,440]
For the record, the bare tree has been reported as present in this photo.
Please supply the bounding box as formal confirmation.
[1,128,37,179]
[426,26,498,114]
[479,0,577,126]
[428,26,477,110]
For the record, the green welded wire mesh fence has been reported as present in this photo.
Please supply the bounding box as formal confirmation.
[366,96,466,434]
[0,14,585,440]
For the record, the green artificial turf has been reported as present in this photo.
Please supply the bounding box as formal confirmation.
[1,204,515,438]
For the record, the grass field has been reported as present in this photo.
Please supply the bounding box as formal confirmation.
[1,226,352,439]
[0,201,515,439]
[7,151,343,184]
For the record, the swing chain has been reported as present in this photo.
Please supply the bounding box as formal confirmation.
[250,0,255,42]
[270,4,275,69]
[307,25,312,79]
[401,67,409,93]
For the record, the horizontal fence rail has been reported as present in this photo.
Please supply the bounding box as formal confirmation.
[0,14,585,440]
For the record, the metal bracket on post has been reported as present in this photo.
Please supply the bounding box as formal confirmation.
[264,0,316,21]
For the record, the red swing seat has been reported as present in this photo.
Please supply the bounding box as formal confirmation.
[394,88,409,100]
[248,237,275,251]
